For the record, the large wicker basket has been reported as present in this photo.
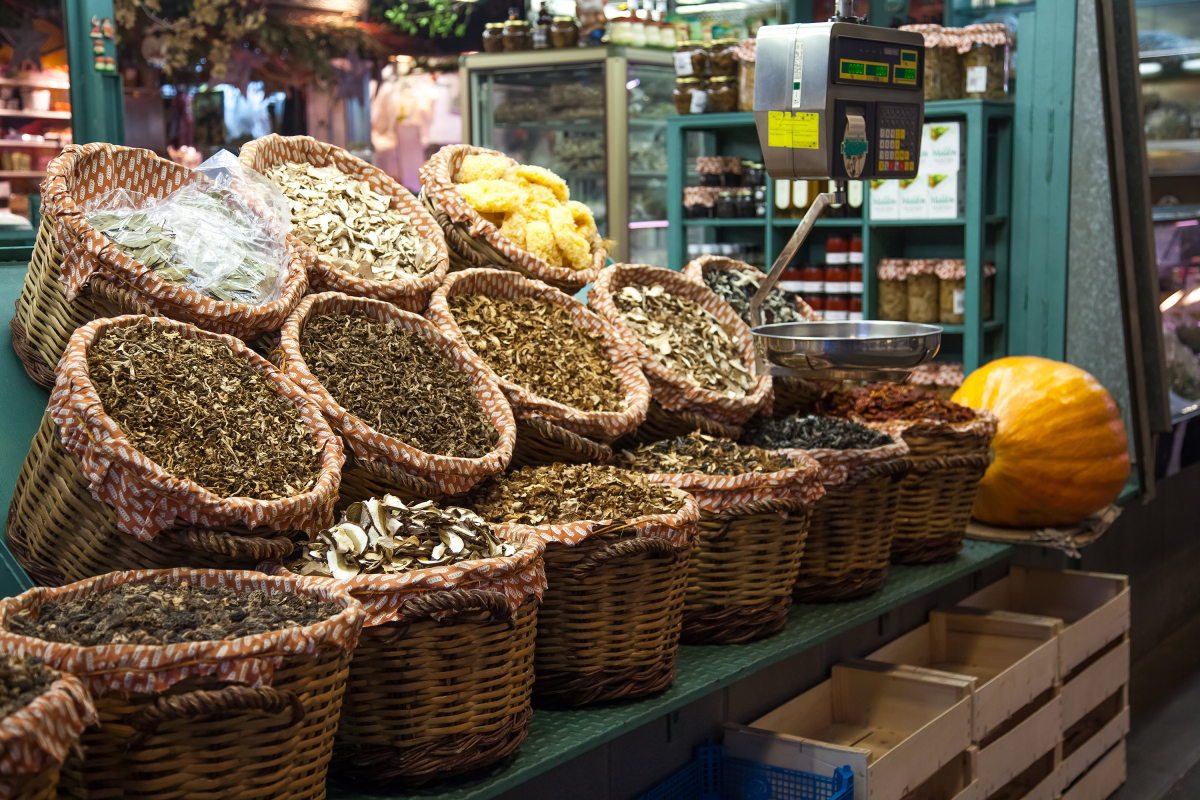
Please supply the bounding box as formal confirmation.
[509,492,699,707]
[0,671,96,800]
[0,569,365,800]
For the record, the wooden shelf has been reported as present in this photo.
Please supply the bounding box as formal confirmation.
[0,76,69,90]
[0,109,71,120]
[0,171,46,179]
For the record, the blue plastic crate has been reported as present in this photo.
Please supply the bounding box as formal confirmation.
[639,744,853,800]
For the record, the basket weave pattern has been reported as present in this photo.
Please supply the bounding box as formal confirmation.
[0,672,96,800]
[891,452,993,564]
[239,135,449,306]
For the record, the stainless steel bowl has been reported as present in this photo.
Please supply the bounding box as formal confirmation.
[751,320,942,381]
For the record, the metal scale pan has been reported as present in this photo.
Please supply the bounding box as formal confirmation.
[753,320,942,382]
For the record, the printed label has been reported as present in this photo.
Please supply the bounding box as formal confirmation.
[674,51,694,76]
[953,288,965,315]
[966,66,988,93]
[690,88,707,114]
[792,40,804,107]
[767,111,819,150]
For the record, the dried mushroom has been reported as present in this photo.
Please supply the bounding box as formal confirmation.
[5,577,341,646]
[0,654,59,719]
[613,284,754,398]
[265,162,435,281]
[472,464,685,526]
[741,415,893,451]
[288,495,519,579]
[89,323,320,500]
[299,313,498,458]
[450,294,626,411]
[702,269,805,326]
[618,431,793,476]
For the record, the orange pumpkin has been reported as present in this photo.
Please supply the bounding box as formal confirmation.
[951,356,1130,528]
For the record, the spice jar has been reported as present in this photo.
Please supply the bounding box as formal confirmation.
[674,40,708,78]
[737,39,756,112]
[744,161,764,186]
[849,295,863,321]
[780,266,805,295]
[754,184,767,217]
[551,16,579,48]
[736,188,755,218]
[807,293,826,320]
[709,38,739,77]
[716,191,737,219]
[684,187,712,218]
[959,23,1010,100]
[984,261,997,320]
[877,258,909,321]
[723,156,743,187]
[907,259,940,323]
[799,265,825,296]
[934,259,967,324]
[900,24,964,101]
[674,77,707,114]
[503,20,533,51]
[825,293,849,321]
[849,265,863,294]
[483,22,506,52]
[707,76,738,114]
[697,156,724,186]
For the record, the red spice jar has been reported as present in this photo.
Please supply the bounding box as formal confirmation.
[825,235,850,266]
[823,264,850,293]
[849,294,863,321]
[824,293,849,321]
[780,266,805,294]
[806,293,826,320]
[799,264,825,294]
[848,265,863,294]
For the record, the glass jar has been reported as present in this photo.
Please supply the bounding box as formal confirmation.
[737,39,756,112]
[723,156,743,186]
[849,295,863,321]
[780,267,805,295]
[848,265,863,294]
[674,40,708,78]
[659,22,677,49]
[551,16,579,48]
[799,265,825,295]
[716,191,737,219]
[709,38,738,77]
[673,77,707,114]
[629,16,647,47]
[900,25,963,101]
[935,259,966,324]
[824,264,850,294]
[743,161,764,187]
[960,23,1010,100]
[877,258,909,321]
[684,186,712,218]
[482,22,506,53]
[696,156,723,186]
[825,235,849,268]
[825,293,849,321]
[611,16,634,45]
[503,20,533,51]
[753,185,767,217]
[907,259,940,323]
[807,293,826,320]
[707,76,738,113]
[736,188,755,218]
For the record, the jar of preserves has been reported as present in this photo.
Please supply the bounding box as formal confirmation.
[824,265,850,294]
[744,161,764,186]
[807,293,826,320]
[482,22,506,53]
[737,39,756,112]
[824,294,849,321]
[934,259,966,324]
[551,16,579,48]
[960,23,1010,100]
[780,266,805,295]
[696,156,723,186]
[707,76,737,113]
[659,22,677,49]
[799,265,825,295]
[716,191,737,218]
[849,295,863,321]
[907,259,940,323]
[503,20,533,51]
[900,24,963,101]
[674,40,708,78]
[723,156,743,186]
[611,16,634,45]
[673,77,707,114]
[709,38,739,77]
[848,264,863,294]
[629,16,647,47]
[877,258,909,321]
[736,188,755,218]
[825,235,849,268]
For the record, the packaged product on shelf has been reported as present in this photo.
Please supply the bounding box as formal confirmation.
[900,24,964,101]
[960,23,1011,100]
[723,156,744,186]
[775,178,792,216]
[800,264,825,296]
[707,76,738,113]
[849,237,864,287]
[907,259,940,322]
[709,38,739,77]
[823,263,849,294]
[684,186,715,217]
[659,21,677,48]
[697,155,724,186]
[824,293,849,321]
[780,266,804,294]
[674,77,707,114]
[534,3,553,48]
[920,121,962,174]
[551,16,579,48]
[984,260,996,319]
[908,361,965,399]
[737,39,756,112]
[503,19,534,50]
[868,178,899,219]
[482,21,505,51]
[935,258,967,324]
[674,40,708,77]
[744,160,765,186]
[736,188,755,217]
[927,169,961,219]
[846,180,864,216]
[716,190,737,218]
[825,235,849,267]
[898,175,928,219]
[849,294,863,320]
[807,293,826,319]
[877,258,909,321]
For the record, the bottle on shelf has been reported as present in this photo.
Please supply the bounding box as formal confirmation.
[792,179,811,219]
[846,181,864,218]
[534,2,553,48]
[774,179,792,217]
[826,180,845,218]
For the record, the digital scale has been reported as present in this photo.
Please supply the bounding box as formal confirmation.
[748,5,942,382]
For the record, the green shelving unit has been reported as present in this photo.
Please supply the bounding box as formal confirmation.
[665,99,1014,373]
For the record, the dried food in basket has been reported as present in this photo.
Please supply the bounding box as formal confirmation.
[702,268,807,326]
[472,464,686,526]
[617,431,793,476]
[742,415,894,451]
[817,383,977,424]
[0,656,61,718]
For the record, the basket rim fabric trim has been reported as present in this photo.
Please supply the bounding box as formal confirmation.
[501,489,701,549]
[682,254,819,322]
[0,673,97,779]
[635,452,826,511]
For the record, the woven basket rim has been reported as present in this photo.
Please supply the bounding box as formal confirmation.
[870,406,999,442]
[501,488,700,548]
[681,254,819,321]
[0,672,96,780]
[278,291,517,482]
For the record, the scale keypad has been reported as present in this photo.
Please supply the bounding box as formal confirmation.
[876,102,921,174]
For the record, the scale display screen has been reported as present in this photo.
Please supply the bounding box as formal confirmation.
[833,36,922,88]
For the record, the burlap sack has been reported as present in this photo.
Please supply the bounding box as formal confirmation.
[50,315,345,541]
[682,254,819,322]
[279,292,516,495]
[239,135,449,306]
[41,143,309,341]
[633,452,826,512]
[589,264,773,426]
[426,268,650,440]
[418,144,605,291]
[0,568,364,695]
[0,672,96,796]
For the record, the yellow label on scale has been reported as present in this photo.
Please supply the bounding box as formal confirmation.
[767,111,819,149]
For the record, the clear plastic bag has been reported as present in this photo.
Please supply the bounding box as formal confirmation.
[196,149,291,236]
[84,173,291,306]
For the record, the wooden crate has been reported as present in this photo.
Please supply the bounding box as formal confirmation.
[724,660,973,800]
[866,609,1061,742]
[1060,685,1128,788]
[1061,635,1129,731]
[957,567,1129,678]
[982,749,1062,800]
[900,748,980,800]
[1060,739,1126,800]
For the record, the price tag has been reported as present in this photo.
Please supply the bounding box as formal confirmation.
[674,51,694,76]
[690,88,708,114]
[965,66,988,93]
[953,289,965,315]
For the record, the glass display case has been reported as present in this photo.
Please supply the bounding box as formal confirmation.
[461,45,676,264]
[1138,0,1200,206]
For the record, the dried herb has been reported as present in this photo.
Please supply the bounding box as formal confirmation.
[703,269,804,326]
[618,432,793,476]
[742,415,893,451]
[472,464,685,526]
[450,294,626,411]
[288,495,519,579]
[0,655,58,719]
[6,577,341,646]
[300,313,497,458]
[89,323,320,500]
[817,384,976,424]
[266,162,435,281]
[613,284,754,398]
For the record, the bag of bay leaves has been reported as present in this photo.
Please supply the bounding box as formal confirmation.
[589,264,773,433]
[426,268,652,467]
[240,134,449,307]
[37,144,309,359]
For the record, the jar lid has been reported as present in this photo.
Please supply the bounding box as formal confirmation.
[680,40,706,46]
[485,22,505,27]
[552,15,575,21]
[711,76,736,83]
[877,258,909,280]
[507,19,531,26]
[676,77,702,84]
[714,37,739,44]
[718,191,735,197]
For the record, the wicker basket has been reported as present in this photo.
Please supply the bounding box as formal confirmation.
[792,457,913,602]
[511,493,699,707]
[418,145,606,293]
[0,671,96,800]
[0,569,365,800]
[618,399,744,446]
[891,451,993,564]
[509,416,614,468]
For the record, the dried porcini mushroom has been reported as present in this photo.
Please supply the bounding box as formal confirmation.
[816,384,976,424]
[471,464,686,526]
[617,431,794,476]
[702,269,805,326]
[288,494,520,579]
[449,294,626,411]
[0,654,59,719]
[741,416,893,451]
[612,284,754,398]
[88,323,321,500]
[265,162,436,281]
[5,577,341,646]
[299,313,498,458]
